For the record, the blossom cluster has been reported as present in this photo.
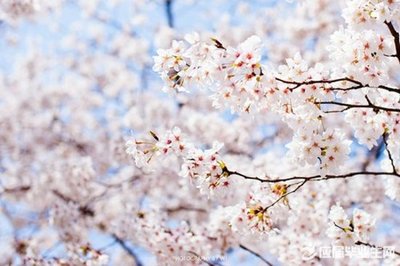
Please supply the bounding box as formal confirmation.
[328,29,393,86]
[327,204,376,246]
[127,127,300,235]
[227,183,288,235]
[153,33,279,113]
[343,0,400,28]
[126,127,234,196]
[287,128,352,174]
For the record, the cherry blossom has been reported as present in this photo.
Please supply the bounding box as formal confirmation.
[327,204,376,246]
[1,0,400,265]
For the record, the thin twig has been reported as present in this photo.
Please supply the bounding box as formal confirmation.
[264,180,307,211]
[355,241,400,257]
[316,101,400,113]
[113,234,143,266]
[239,244,274,266]
[1,186,31,194]
[164,206,207,213]
[383,133,397,174]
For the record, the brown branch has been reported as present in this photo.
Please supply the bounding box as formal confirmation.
[316,101,400,113]
[165,206,207,213]
[239,244,274,266]
[264,180,307,211]
[227,169,400,183]
[226,170,267,182]
[275,77,362,89]
[322,107,351,113]
[275,77,399,95]
[383,133,397,174]
[52,190,75,203]
[355,241,400,257]
[385,21,400,64]
[52,190,95,217]
[1,186,31,194]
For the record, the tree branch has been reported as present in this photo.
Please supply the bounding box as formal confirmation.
[316,101,400,113]
[355,241,400,257]
[165,0,174,28]
[239,244,274,266]
[385,21,400,64]
[275,77,399,95]
[164,206,207,213]
[264,180,307,211]
[52,190,95,217]
[227,169,400,184]
[113,234,143,266]
[275,77,362,89]
[226,170,267,182]
[1,186,31,194]
[383,133,397,174]
[226,167,399,212]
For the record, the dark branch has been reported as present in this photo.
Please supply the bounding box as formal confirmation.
[322,107,351,113]
[355,241,400,257]
[275,77,399,95]
[227,167,399,213]
[52,190,75,203]
[113,234,143,266]
[275,77,362,89]
[316,101,400,113]
[239,244,274,266]
[385,21,400,64]
[227,169,400,183]
[226,170,267,183]
[264,180,307,211]
[165,206,207,213]
[1,186,31,194]
[383,133,397,174]
[165,0,174,28]
[333,222,352,232]
[52,190,95,217]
